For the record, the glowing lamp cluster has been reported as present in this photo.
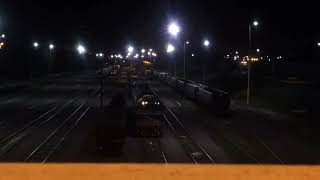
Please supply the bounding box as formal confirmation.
[167,44,175,53]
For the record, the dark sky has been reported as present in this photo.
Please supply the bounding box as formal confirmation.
[1,1,319,58]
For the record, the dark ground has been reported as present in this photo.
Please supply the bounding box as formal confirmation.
[0,72,319,164]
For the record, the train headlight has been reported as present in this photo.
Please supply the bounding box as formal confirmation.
[141,101,148,106]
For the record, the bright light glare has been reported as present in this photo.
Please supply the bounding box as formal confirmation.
[134,54,139,58]
[1,34,5,38]
[256,49,260,52]
[235,51,239,54]
[141,49,146,53]
[253,20,259,26]
[167,44,175,53]
[111,55,114,58]
[147,52,151,55]
[152,53,157,57]
[141,101,148,106]
[186,41,190,44]
[203,40,210,47]
[128,46,134,53]
[168,23,180,36]
[191,54,195,57]
[317,42,320,47]
[49,44,54,50]
[77,45,86,54]
[33,42,39,48]
[240,61,248,66]
[149,49,153,52]
[99,53,104,57]
[141,55,144,58]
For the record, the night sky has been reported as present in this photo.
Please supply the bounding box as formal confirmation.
[0,1,319,58]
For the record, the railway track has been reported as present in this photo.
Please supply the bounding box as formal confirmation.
[24,87,99,162]
[0,90,90,157]
[0,75,101,159]
[143,138,168,164]
[162,106,215,164]
[153,84,284,164]
[159,139,168,164]
[151,87,215,164]
[151,85,282,164]
[160,94,264,164]
[0,104,77,157]
[25,105,90,162]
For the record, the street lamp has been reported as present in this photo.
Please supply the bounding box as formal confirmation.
[201,39,211,84]
[77,44,86,54]
[141,49,146,53]
[203,39,210,47]
[183,41,190,79]
[96,52,104,58]
[33,42,39,48]
[167,43,176,76]
[167,44,175,53]
[49,44,54,50]
[128,46,134,53]
[168,22,180,37]
[247,19,260,105]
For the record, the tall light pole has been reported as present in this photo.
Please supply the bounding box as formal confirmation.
[168,22,181,76]
[48,43,55,74]
[147,51,151,61]
[148,49,153,61]
[183,41,190,79]
[167,43,175,75]
[247,20,259,105]
[29,41,40,80]
[202,39,210,84]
